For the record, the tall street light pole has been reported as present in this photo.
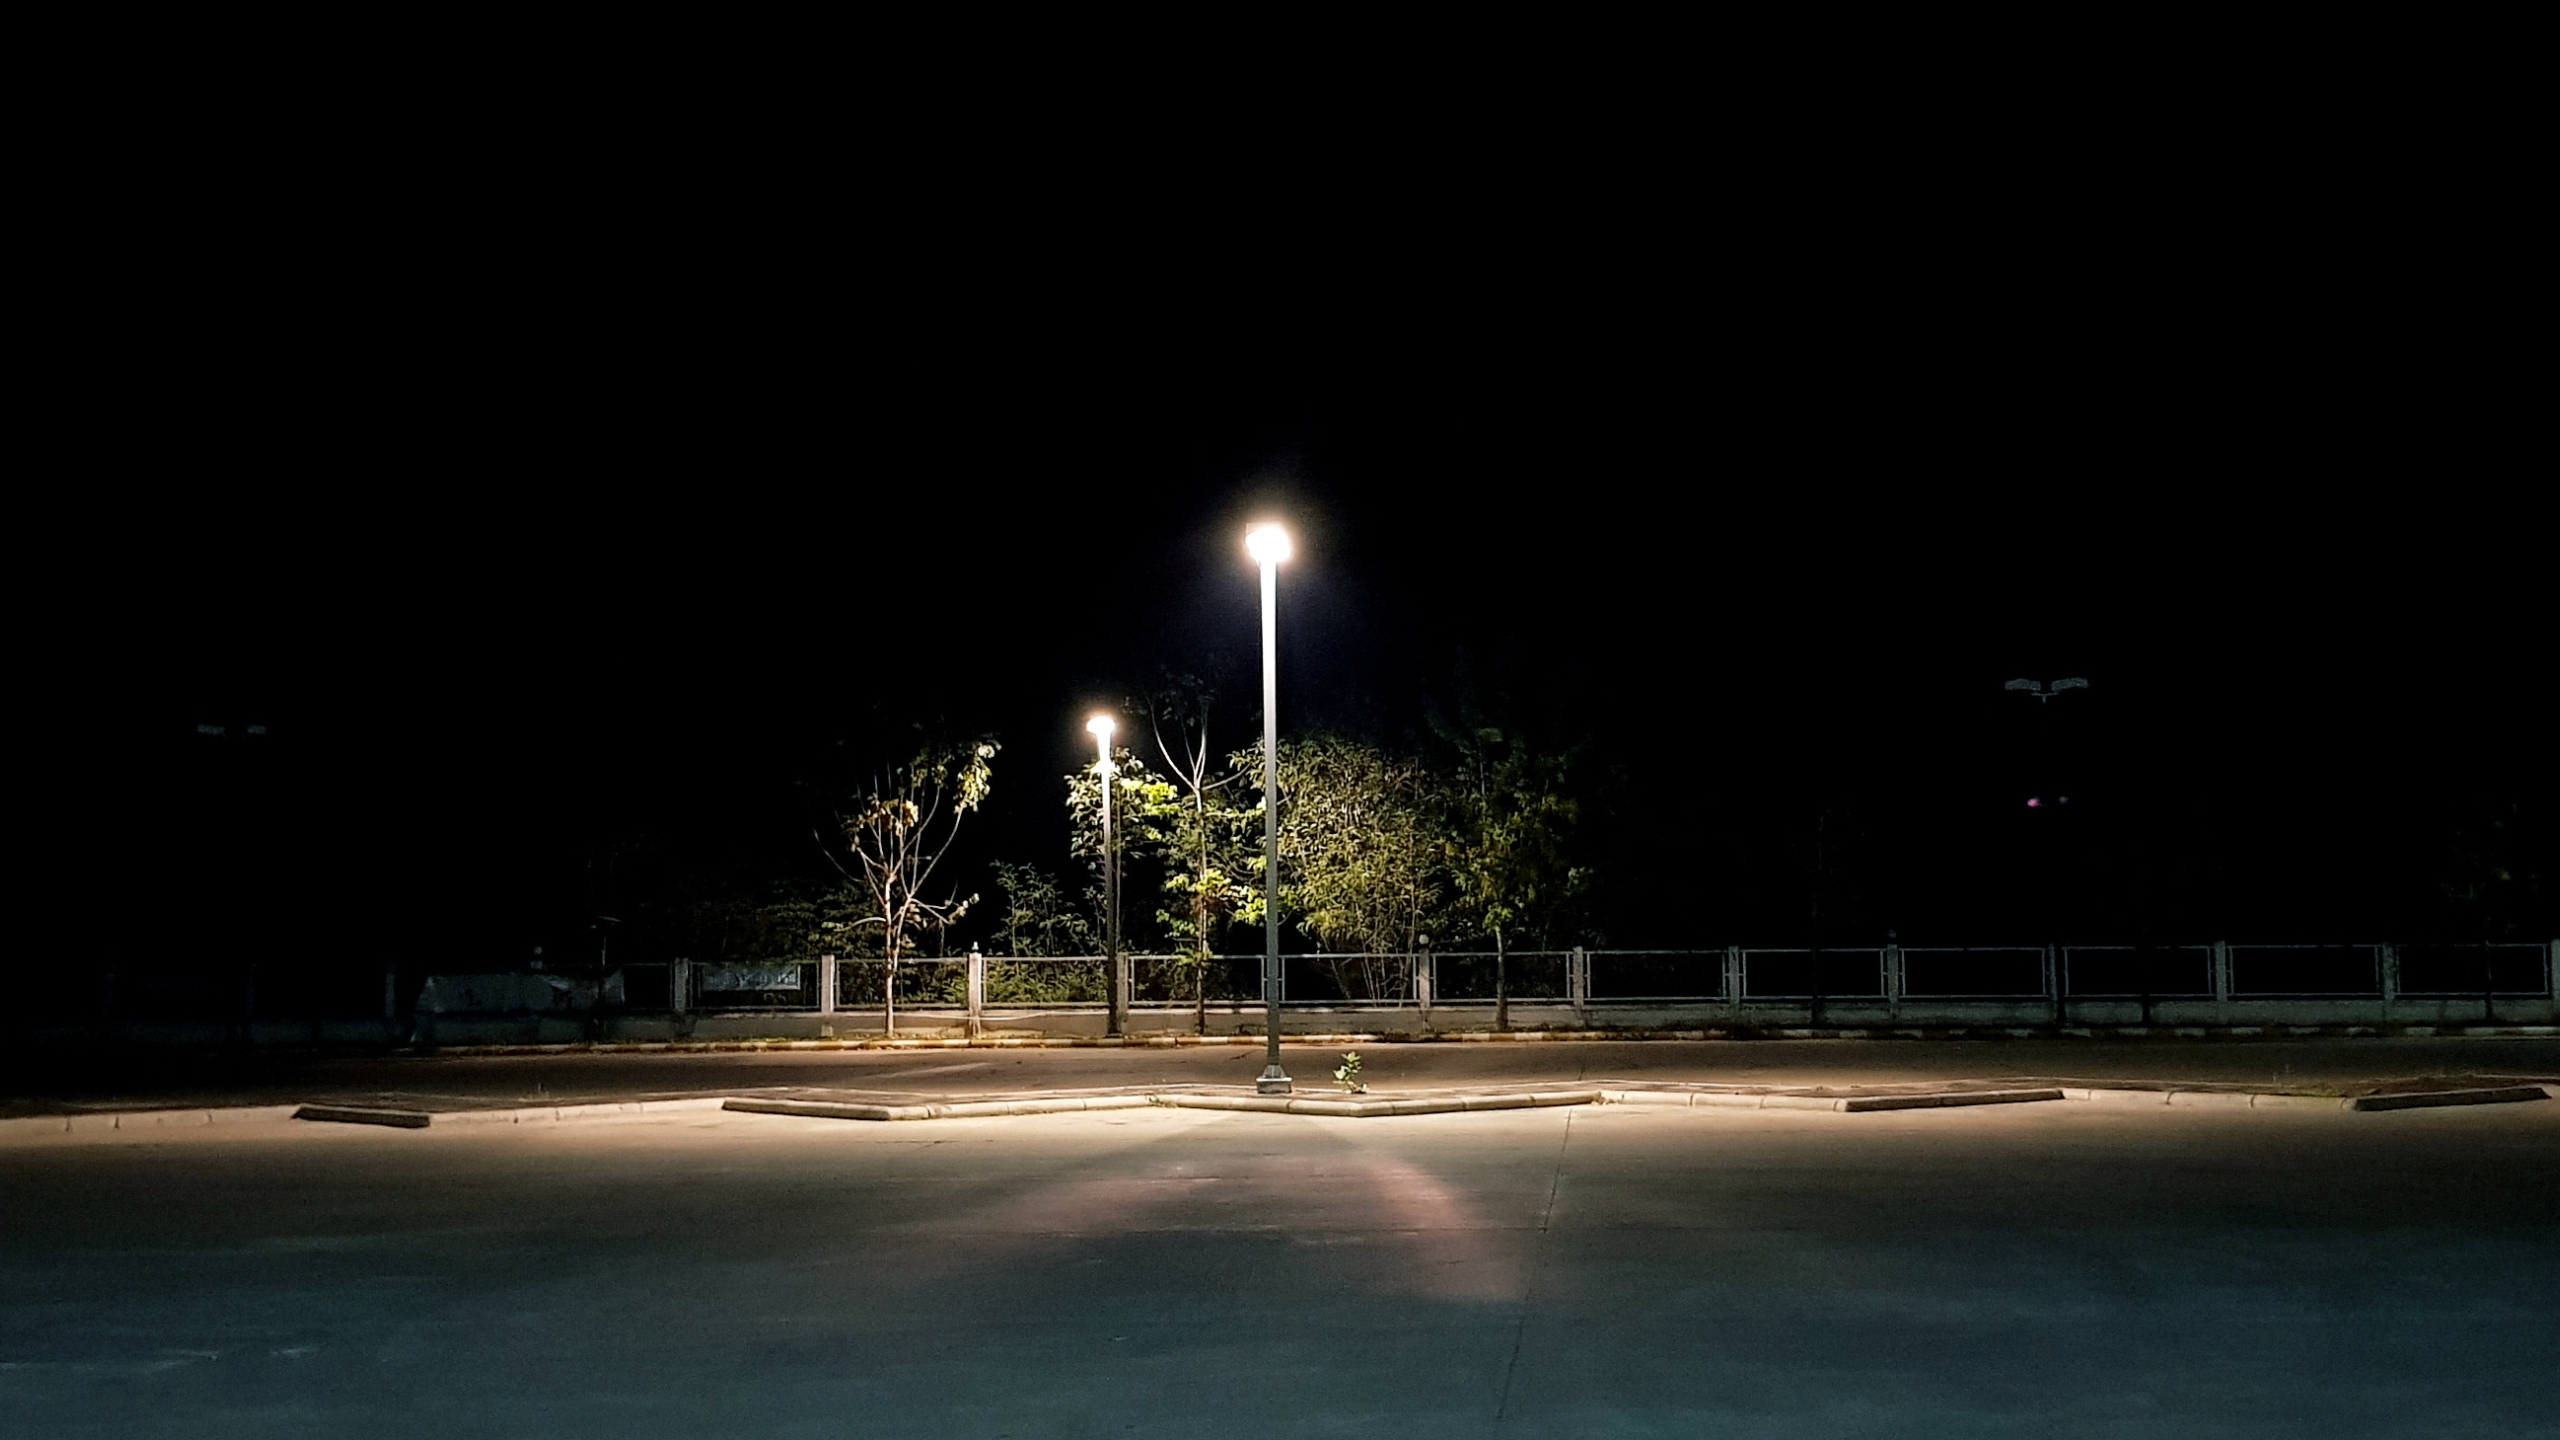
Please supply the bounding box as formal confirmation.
[1248,524,1293,1094]
[1089,715,1123,1039]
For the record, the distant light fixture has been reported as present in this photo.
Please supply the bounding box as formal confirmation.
[1246,524,1292,566]
[2027,797,2042,808]
[2005,677,2089,705]
[245,724,268,735]
[196,724,226,736]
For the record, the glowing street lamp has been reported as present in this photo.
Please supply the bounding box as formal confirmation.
[1247,524,1293,1094]
[1089,714,1124,1038]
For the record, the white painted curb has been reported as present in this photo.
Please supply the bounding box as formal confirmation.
[0,1105,302,1139]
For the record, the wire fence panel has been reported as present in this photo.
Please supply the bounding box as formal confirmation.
[2060,946,2214,997]
[580,941,2560,1018]
[2396,943,2553,997]
[1589,950,1727,1001]
[1429,952,1568,1001]
[1899,948,2046,998]
[2229,945,2380,997]
[1280,955,1418,1005]
[1742,949,1886,1000]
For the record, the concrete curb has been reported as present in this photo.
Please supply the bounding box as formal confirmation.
[0,1105,303,1138]
[293,1105,430,1128]
[424,1098,731,1126]
[723,1090,1606,1121]
[1600,1088,2065,1112]
[2346,1086,2552,1112]
[2062,1087,2346,1110]
[723,1095,1158,1122]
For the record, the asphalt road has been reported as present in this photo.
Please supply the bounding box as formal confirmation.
[4,1090,2554,1437]
[10,1036,2558,1114]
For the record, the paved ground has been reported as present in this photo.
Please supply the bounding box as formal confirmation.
[8,1036,2557,1114]
[4,1083,2554,1437]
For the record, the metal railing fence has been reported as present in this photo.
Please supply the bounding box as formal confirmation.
[640,941,2555,1017]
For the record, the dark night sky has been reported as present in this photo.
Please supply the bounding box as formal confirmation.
[63,246,2548,987]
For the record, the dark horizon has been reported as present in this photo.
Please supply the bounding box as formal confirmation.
[71,344,2552,1001]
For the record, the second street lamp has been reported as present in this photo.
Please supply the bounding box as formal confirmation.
[1247,523,1293,1094]
[1089,715,1125,1038]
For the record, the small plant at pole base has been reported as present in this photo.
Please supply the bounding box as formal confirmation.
[1333,1050,1365,1092]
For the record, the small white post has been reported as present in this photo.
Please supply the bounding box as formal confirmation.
[1726,946,1745,1015]
[1570,946,1588,1025]
[1416,948,1433,1024]
[2212,941,2232,1024]
[818,953,837,1037]
[2380,943,2399,1022]
[671,957,691,1023]
[967,945,984,1039]
[1885,944,1903,1019]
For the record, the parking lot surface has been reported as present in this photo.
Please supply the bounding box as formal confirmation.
[5,1085,2554,1437]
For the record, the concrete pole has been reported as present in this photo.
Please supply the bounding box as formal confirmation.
[1103,744,1123,1038]
[818,953,836,1038]
[967,944,984,1039]
[1256,554,1290,1094]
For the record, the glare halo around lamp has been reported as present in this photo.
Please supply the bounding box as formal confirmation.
[1247,524,1293,1094]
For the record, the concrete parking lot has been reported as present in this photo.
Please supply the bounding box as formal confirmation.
[10,1034,2558,1115]
[5,1080,2554,1437]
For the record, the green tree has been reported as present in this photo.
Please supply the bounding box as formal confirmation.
[833,739,996,1034]
[1065,744,1182,950]
[988,860,1094,957]
[1145,682,1265,1031]
[1438,723,1585,1031]
[1273,733,1450,1000]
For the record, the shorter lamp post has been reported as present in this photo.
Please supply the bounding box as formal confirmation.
[1089,715,1125,1038]
[1248,523,1292,1094]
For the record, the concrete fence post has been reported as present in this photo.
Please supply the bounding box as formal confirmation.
[818,953,837,1037]
[2212,942,2232,1024]
[2380,943,2399,1021]
[967,945,984,1039]
[1416,949,1433,1024]
[672,957,691,1022]
[382,961,398,1037]
[2048,945,2064,1025]
[1570,946,1588,1024]
[1886,944,1903,1019]
[1727,946,1745,1017]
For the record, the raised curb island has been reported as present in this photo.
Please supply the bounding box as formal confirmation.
[5,1082,2547,1140]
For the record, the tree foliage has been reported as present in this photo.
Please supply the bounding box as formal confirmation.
[988,860,1093,957]
[1273,734,1449,997]
[829,740,997,1025]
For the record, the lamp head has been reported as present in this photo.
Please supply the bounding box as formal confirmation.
[1246,524,1292,566]
[1086,715,1115,739]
